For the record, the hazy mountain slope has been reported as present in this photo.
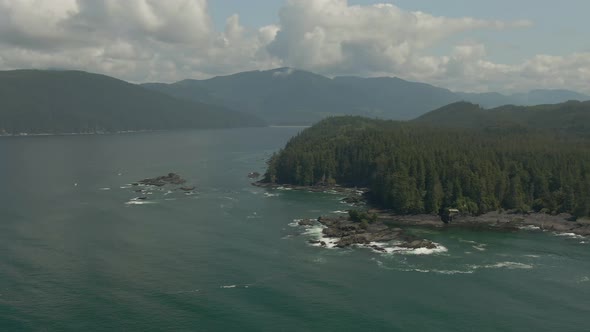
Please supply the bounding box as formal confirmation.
[143,68,463,124]
[143,67,590,125]
[414,100,590,133]
[0,70,264,134]
[458,90,590,108]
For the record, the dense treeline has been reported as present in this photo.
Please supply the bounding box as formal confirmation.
[264,117,590,218]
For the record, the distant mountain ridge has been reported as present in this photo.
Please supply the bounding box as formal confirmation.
[414,100,590,134]
[143,68,589,125]
[0,70,264,135]
[457,89,590,109]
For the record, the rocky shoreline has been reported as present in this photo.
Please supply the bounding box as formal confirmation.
[300,216,438,252]
[258,182,590,238]
[253,181,369,195]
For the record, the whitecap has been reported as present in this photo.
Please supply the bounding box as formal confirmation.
[554,232,585,239]
[304,225,339,249]
[125,200,155,205]
[471,262,533,270]
[220,285,237,289]
[390,244,449,256]
[578,277,590,283]
[98,187,111,191]
[519,225,541,231]
[263,192,280,197]
[331,210,349,214]
[472,244,487,252]
[524,254,541,258]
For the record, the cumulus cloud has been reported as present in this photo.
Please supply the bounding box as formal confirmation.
[0,0,588,94]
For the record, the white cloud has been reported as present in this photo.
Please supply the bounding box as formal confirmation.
[0,0,588,94]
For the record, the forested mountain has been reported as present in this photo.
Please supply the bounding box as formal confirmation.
[458,89,590,109]
[143,68,460,124]
[143,67,589,125]
[0,70,264,135]
[414,101,590,134]
[264,116,590,218]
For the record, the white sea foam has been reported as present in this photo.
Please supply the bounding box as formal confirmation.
[264,192,280,197]
[471,262,533,270]
[276,186,292,191]
[519,225,542,231]
[472,244,487,252]
[554,232,585,239]
[579,276,590,283]
[331,210,349,214]
[524,254,541,258]
[98,187,111,191]
[392,244,448,256]
[289,219,304,227]
[164,190,174,196]
[125,200,155,205]
[366,241,448,255]
[304,225,339,249]
[220,285,237,289]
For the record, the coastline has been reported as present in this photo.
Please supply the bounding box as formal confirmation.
[256,181,590,237]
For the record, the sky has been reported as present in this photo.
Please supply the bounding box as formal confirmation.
[1,0,589,93]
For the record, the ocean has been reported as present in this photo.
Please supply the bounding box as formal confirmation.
[0,127,588,331]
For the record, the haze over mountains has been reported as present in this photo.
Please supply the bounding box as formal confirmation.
[415,101,590,135]
[0,68,588,135]
[144,67,589,125]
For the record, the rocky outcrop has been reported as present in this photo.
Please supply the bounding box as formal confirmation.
[139,173,187,187]
[316,216,433,250]
[248,172,261,179]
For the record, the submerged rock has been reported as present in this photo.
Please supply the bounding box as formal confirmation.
[180,186,196,191]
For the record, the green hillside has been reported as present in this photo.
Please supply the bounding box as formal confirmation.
[264,116,590,218]
[0,70,264,135]
[414,101,590,134]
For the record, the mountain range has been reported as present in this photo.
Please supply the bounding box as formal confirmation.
[0,70,264,135]
[1,68,588,134]
[144,67,589,125]
[414,100,590,134]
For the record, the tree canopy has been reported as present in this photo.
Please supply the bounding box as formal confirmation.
[264,116,590,218]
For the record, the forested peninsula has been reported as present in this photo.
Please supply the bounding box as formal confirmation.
[263,103,590,219]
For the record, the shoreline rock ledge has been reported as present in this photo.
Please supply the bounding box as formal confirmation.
[306,216,437,251]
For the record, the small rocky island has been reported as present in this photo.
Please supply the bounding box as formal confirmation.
[125,173,197,203]
[136,173,187,187]
[302,215,437,252]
